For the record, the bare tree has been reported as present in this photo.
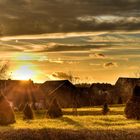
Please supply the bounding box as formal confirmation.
[0,61,9,79]
[67,71,80,84]
[134,70,140,78]
[0,61,9,93]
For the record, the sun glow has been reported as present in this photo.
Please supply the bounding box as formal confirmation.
[12,65,36,80]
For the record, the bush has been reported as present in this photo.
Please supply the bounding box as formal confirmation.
[125,97,140,120]
[46,99,63,118]
[102,103,109,115]
[23,103,34,120]
[125,86,140,120]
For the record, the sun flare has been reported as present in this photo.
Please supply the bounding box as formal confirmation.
[12,65,36,80]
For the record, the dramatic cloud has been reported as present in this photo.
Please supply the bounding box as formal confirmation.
[51,72,80,82]
[0,0,140,36]
[0,1,139,84]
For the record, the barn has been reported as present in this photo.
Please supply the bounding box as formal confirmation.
[40,80,79,108]
[115,77,140,102]
[0,79,46,109]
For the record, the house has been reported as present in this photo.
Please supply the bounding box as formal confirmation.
[115,77,140,102]
[75,84,91,106]
[40,80,79,108]
[0,79,46,109]
[0,79,33,107]
[88,83,115,105]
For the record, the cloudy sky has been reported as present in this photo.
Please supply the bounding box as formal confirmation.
[0,0,140,83]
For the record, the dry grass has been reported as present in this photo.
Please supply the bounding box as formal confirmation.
[1,104,140,140]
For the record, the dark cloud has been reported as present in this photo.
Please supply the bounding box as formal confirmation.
[35,44,111,53]
[0,0,140,36]
[103,62,118,68]
[52,72,80,81]
[89,53,105,58]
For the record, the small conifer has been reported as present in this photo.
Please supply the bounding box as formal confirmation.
[102,102,110,115]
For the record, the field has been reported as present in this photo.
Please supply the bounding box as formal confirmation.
[1,104,140,140]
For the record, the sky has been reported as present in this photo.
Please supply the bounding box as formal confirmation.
[0,0,140,84]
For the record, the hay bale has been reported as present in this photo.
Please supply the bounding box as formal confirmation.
[102,102,110,115]
[23,103,34,120]
[125,85,140,120]
[46,99,63,118]
[0,93,15,125]
[125,99,140,120]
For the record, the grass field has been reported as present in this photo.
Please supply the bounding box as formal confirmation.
[1,104,140,140]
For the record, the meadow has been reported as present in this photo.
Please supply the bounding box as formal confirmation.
[1,104,140,140]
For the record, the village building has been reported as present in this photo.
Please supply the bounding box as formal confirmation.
[115,77,140,102]
[40,80,79,108]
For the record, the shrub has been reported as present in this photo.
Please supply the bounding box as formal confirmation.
[125,97,140,120]
[23,103,34,120]
[125,86,140,120]
[102,102,110,115]
[46,99,63,118]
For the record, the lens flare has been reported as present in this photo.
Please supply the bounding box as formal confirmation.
[12,65,36,80]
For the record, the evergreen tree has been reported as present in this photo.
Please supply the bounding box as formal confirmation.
[102,102,110,115]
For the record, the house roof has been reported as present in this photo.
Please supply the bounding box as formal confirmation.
[40,80,77,95]
[115,77,140,85]
[0,79,33,85]
[89,83,114,91]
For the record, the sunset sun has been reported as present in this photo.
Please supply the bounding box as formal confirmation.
[12,65,36,80]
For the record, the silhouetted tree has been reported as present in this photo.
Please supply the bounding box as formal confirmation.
[46,99,63,118]
[0,61,9,79]
[102,102,110,115]
[23,103,34,120]
[134,70,140,78]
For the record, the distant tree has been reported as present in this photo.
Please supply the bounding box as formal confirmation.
[0,61,9,79]
[67,71,80,84]
[134,70,140,78]
[102,102,110,115]
[0,61,9,93]
[23,103,34,120]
